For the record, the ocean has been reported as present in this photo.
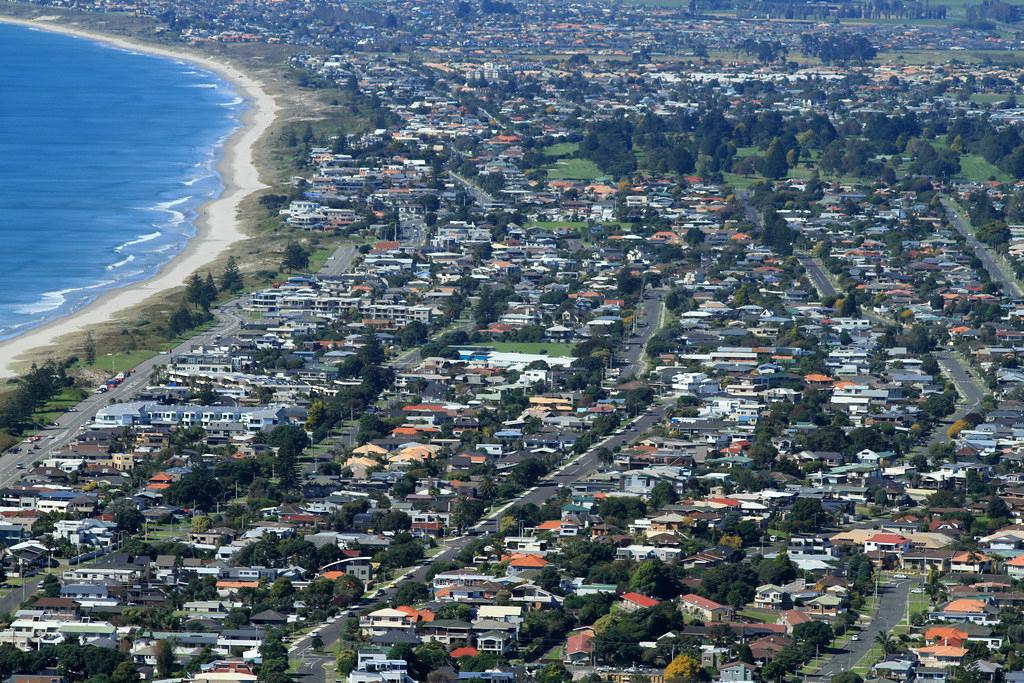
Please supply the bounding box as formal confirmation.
[0,22,243,339]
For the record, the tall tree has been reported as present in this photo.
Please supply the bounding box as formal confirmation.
[282,242,310,272]
[221,255,243,292]
[155,640,174,678]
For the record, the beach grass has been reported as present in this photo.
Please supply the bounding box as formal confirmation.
[0,8,377,387]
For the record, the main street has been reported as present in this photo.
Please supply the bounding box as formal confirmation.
[943,198,1024,298]
[287,285,669,681]
[2,237,368,490]
[797,253,839,299]
[0,306,245,489]
[813,576,917,679]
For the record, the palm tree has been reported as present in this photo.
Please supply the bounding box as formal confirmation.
[875,632,898,655]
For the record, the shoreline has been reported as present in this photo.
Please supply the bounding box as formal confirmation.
[0,15,279,378]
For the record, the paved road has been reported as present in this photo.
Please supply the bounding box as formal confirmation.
[937,350,985,409]
[619,289,664,380]
[449,171,499,208]
[815,577,916,678]
[317,244,358,278]
[0,307,244,488]
[798,254,839,299]
[943,198,1023,298]
[0,577,40,617]
[287,289,670,671]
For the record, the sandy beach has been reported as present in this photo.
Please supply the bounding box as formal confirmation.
[0,15,278,377]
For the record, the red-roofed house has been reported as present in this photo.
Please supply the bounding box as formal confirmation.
[679,593,733,621]
[563,628,595,665]
[779,609,812,635]
[618,592,661,613]
[506,554,549,577]
[864,533,912,555]
[1006,554,1024,578]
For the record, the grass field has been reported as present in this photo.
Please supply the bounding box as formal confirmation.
[33,386,89,424]
[737,608,779,623]
[489,342,575,357]
[77,349,161,375]
[545,158,605,181]
[723,172,762,190]
[971,92,1011,105]
[544,142,579,157]
[909,591,930,616]
[960,153,1012,182]
[524,220,589,230]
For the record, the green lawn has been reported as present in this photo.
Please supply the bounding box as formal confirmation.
[524,221,589,230]
[909,591,930,615]
[723,172,762,190]
[852,642,884,675]
[970,92,1011,105]
[544,142,579,157]
[545,158,605,181]
[72,316,217,380]
[737,608,779,623]
[77,350,159,375]
[525,220,624,232]
[489,342,575,357]
[33,386,89,423]
[960,154,1011,182]
[307,247,335,273]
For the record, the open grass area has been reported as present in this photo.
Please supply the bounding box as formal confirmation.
[33,386,89,424]
[909,591,930,616]
[737,608,779,623]
[77,350,162,376]
[852,642,884,675]
[544,142,579,157]
[524,221,589,230]
[960,153,1012,182]
[545,158,605,181]
[723,172,762,190]
[971,92,1011,105]
[489,342,575,357]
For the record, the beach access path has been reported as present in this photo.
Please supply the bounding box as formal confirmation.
[0,15,279,378]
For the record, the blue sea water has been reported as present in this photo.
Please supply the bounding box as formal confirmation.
[0,22,243,339]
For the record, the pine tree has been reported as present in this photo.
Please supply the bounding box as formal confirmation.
[761,138,789,179]
[185,273,205,309]
[84,332,96,364]
[840,290,859,316]
[221,255,243,292]
[202,273,218,309]
[282,242,309,272]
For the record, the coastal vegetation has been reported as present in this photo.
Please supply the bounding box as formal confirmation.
[0,6,388,412]
[0,361,74,446]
